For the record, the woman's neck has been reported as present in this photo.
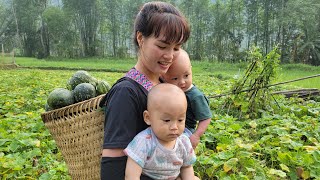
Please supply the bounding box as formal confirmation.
[134,63,160,86]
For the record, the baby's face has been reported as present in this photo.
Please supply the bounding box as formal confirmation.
[146,97,186,147]
[163,63,192,92]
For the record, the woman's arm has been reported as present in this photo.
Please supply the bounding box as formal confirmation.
[102,148,125,157]
[125,157,143,180]
[101,79,147,179]
[189,118,211,148]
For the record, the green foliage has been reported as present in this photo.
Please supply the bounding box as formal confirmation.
[62,0,99,56]
[43,6,77,58]
[0,61,319,179]
[222,46,281,118]
[195,97,320,179]
[0,69,123,179]
[284,0,320,65]
[0,70,72,179]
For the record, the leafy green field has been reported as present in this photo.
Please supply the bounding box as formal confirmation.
[0,69,123,179]
[1,59,320,179]
[14,57,320,89]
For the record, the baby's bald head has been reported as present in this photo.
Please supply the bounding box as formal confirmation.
[147,83,187,111]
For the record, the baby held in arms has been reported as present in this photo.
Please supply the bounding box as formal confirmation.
[163,49,212,149]
[124,83,199,180]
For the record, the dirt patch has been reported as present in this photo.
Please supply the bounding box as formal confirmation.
[273,88,320,99]
[0,63,19,69]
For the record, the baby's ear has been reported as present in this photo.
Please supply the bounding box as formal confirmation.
[143,110,151,125]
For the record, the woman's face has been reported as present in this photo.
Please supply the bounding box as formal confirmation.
[138,33,182,76]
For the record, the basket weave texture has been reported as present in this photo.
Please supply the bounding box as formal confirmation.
[41,95,105,180]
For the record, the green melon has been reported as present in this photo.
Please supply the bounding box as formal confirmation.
[44,103,53,112]
[67,70,97,90]
[73,83,96,102]
[47,88,74,109]
[96,80,111,95]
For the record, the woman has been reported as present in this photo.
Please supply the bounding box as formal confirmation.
[100,2,190,179]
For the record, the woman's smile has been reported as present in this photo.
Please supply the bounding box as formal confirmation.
[158,61,172,69]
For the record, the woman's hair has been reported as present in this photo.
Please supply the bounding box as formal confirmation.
[134,1,190,48]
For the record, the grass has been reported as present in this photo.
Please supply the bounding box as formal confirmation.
[193,61,320,89]
[279,64,320,89]
[14,57,136,72]
[13,57,320,89]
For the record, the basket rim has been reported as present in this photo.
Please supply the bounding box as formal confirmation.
[41,94,105,123]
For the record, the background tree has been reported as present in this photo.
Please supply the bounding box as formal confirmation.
[1,0,319,65]
[211,0,231,62]
[36,0,50,58]
[62,0,99,57]
[0,2,15,51]
[103,0,120,57]
[180,0,212,60]
[286,0,320,65]
[43,6,77,57]
[244,0,259,49]
[225,0,245,62]
[11,0,40,57]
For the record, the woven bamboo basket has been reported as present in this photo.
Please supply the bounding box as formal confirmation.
[41,94,105,180]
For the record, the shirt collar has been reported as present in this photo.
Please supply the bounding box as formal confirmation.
[125,68,153,91]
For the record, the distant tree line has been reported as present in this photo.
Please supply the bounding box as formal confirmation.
[0,0,319,65]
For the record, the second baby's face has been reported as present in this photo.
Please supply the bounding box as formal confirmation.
[163,61,192,92]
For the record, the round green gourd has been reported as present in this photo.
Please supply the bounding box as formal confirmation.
[67,70,97,90]
[44,103,53,112]
[96,80,111,95]
[73,83,96,102]
[47,88,74,109]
